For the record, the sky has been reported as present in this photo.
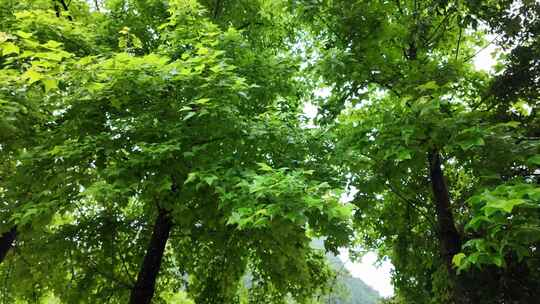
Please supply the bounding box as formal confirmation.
[473,35,499,72]
[305,35,498,299]
[304,93,397,298]
[336,189,396,298]
[339,249,395,298]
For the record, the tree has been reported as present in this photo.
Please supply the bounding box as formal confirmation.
[294,0,539,302]
[0,1,351,303]
[1,1,539,303]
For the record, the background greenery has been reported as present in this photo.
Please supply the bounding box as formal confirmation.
[0,0,539,303]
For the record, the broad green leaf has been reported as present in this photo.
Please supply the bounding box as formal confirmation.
[42,78,58,92]
[452,253,466,268]
[417,81,439,91]
[0,32,8,43]
[484,198,526,215]
[184,172,198,184]
[34,52,65,61]
[183,111,197,121]
[131,35,143,48]
[458,137,485,150]
[257,162,273,171]
[197,47,209,55]
[23,69,42,84]
[491,255,504,267]
[42,40,62,49]
[203,175,218,186]
[119,26,130,34]
[527,155,540,166]
[195,98,210,105]
[15,30,32,39]
[1,42,19,55]
[396,149,412,161]
[465,216,490,231]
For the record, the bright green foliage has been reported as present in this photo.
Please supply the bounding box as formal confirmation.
[293,0,540,303]
[0,10,77,262]
[0,29,69,146]
[0,0,351,303]
[161,291,195,304]
[1,0,540,303]
[455,183,540,271]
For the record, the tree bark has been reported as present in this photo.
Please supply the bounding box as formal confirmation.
[428,150,471,304]
[428,150,461,270]
[129,209,172,304]
[0,226,17,263]
[54,0,73,21]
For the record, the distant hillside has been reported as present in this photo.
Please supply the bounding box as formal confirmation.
[312,239,381,304]
[325,253,381,304]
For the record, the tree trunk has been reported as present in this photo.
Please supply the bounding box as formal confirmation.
[0,226,17,263]
[54,0,73,21]
[129,209,172,304]
[429,150,470,303]
[428,150,461,270]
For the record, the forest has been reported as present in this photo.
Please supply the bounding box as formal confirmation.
[0,0,539,303]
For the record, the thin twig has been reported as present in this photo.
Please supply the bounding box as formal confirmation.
[57,0,73,21]
[87,259,134,289]
[386,181,438,230]
[426,12,454,45]
[119,251,135,284]
[463,34,502,63]
[455,26,463,61]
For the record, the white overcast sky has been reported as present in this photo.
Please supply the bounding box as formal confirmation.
[305,36,498,298]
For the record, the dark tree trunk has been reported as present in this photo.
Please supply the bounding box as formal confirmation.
[429,150,470,303]
[428,150,461,270]
[0,226,17,263]
[53,0,73,20]
[129,209,172,304]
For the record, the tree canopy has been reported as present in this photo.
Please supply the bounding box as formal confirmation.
[0,1,539,304]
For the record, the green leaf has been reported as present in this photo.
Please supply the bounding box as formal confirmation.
[158,178,173,192]
[118,36,127,49]
[184,172,198,184]
[183,111,197,121]
[452,253,466,267]
[491,255,503,267]
[417,81,439,91]
[226,212,242,226]
[499,121,520,128]
[396,149,412,161]
[465,215,490,231]
[203,175,218,186]
[34,52,65,62]
[197,47,209,55]
[42,40,62,49]
[527,155,540,166]
[484,198,526,215]
[257,162,273,171]
[0,32,8,43]
[194,98,210,105]
[42,78,58,92]
[131,35,143,48]
[458,137,485,150]
[15,30,32,39]
[1,42,19,55]
[23,69,43,84]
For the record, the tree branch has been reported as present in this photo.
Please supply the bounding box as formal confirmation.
[386,181,437,230]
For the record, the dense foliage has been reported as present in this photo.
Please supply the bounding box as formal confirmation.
[294,0,540,302]
[0,0,538,304]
